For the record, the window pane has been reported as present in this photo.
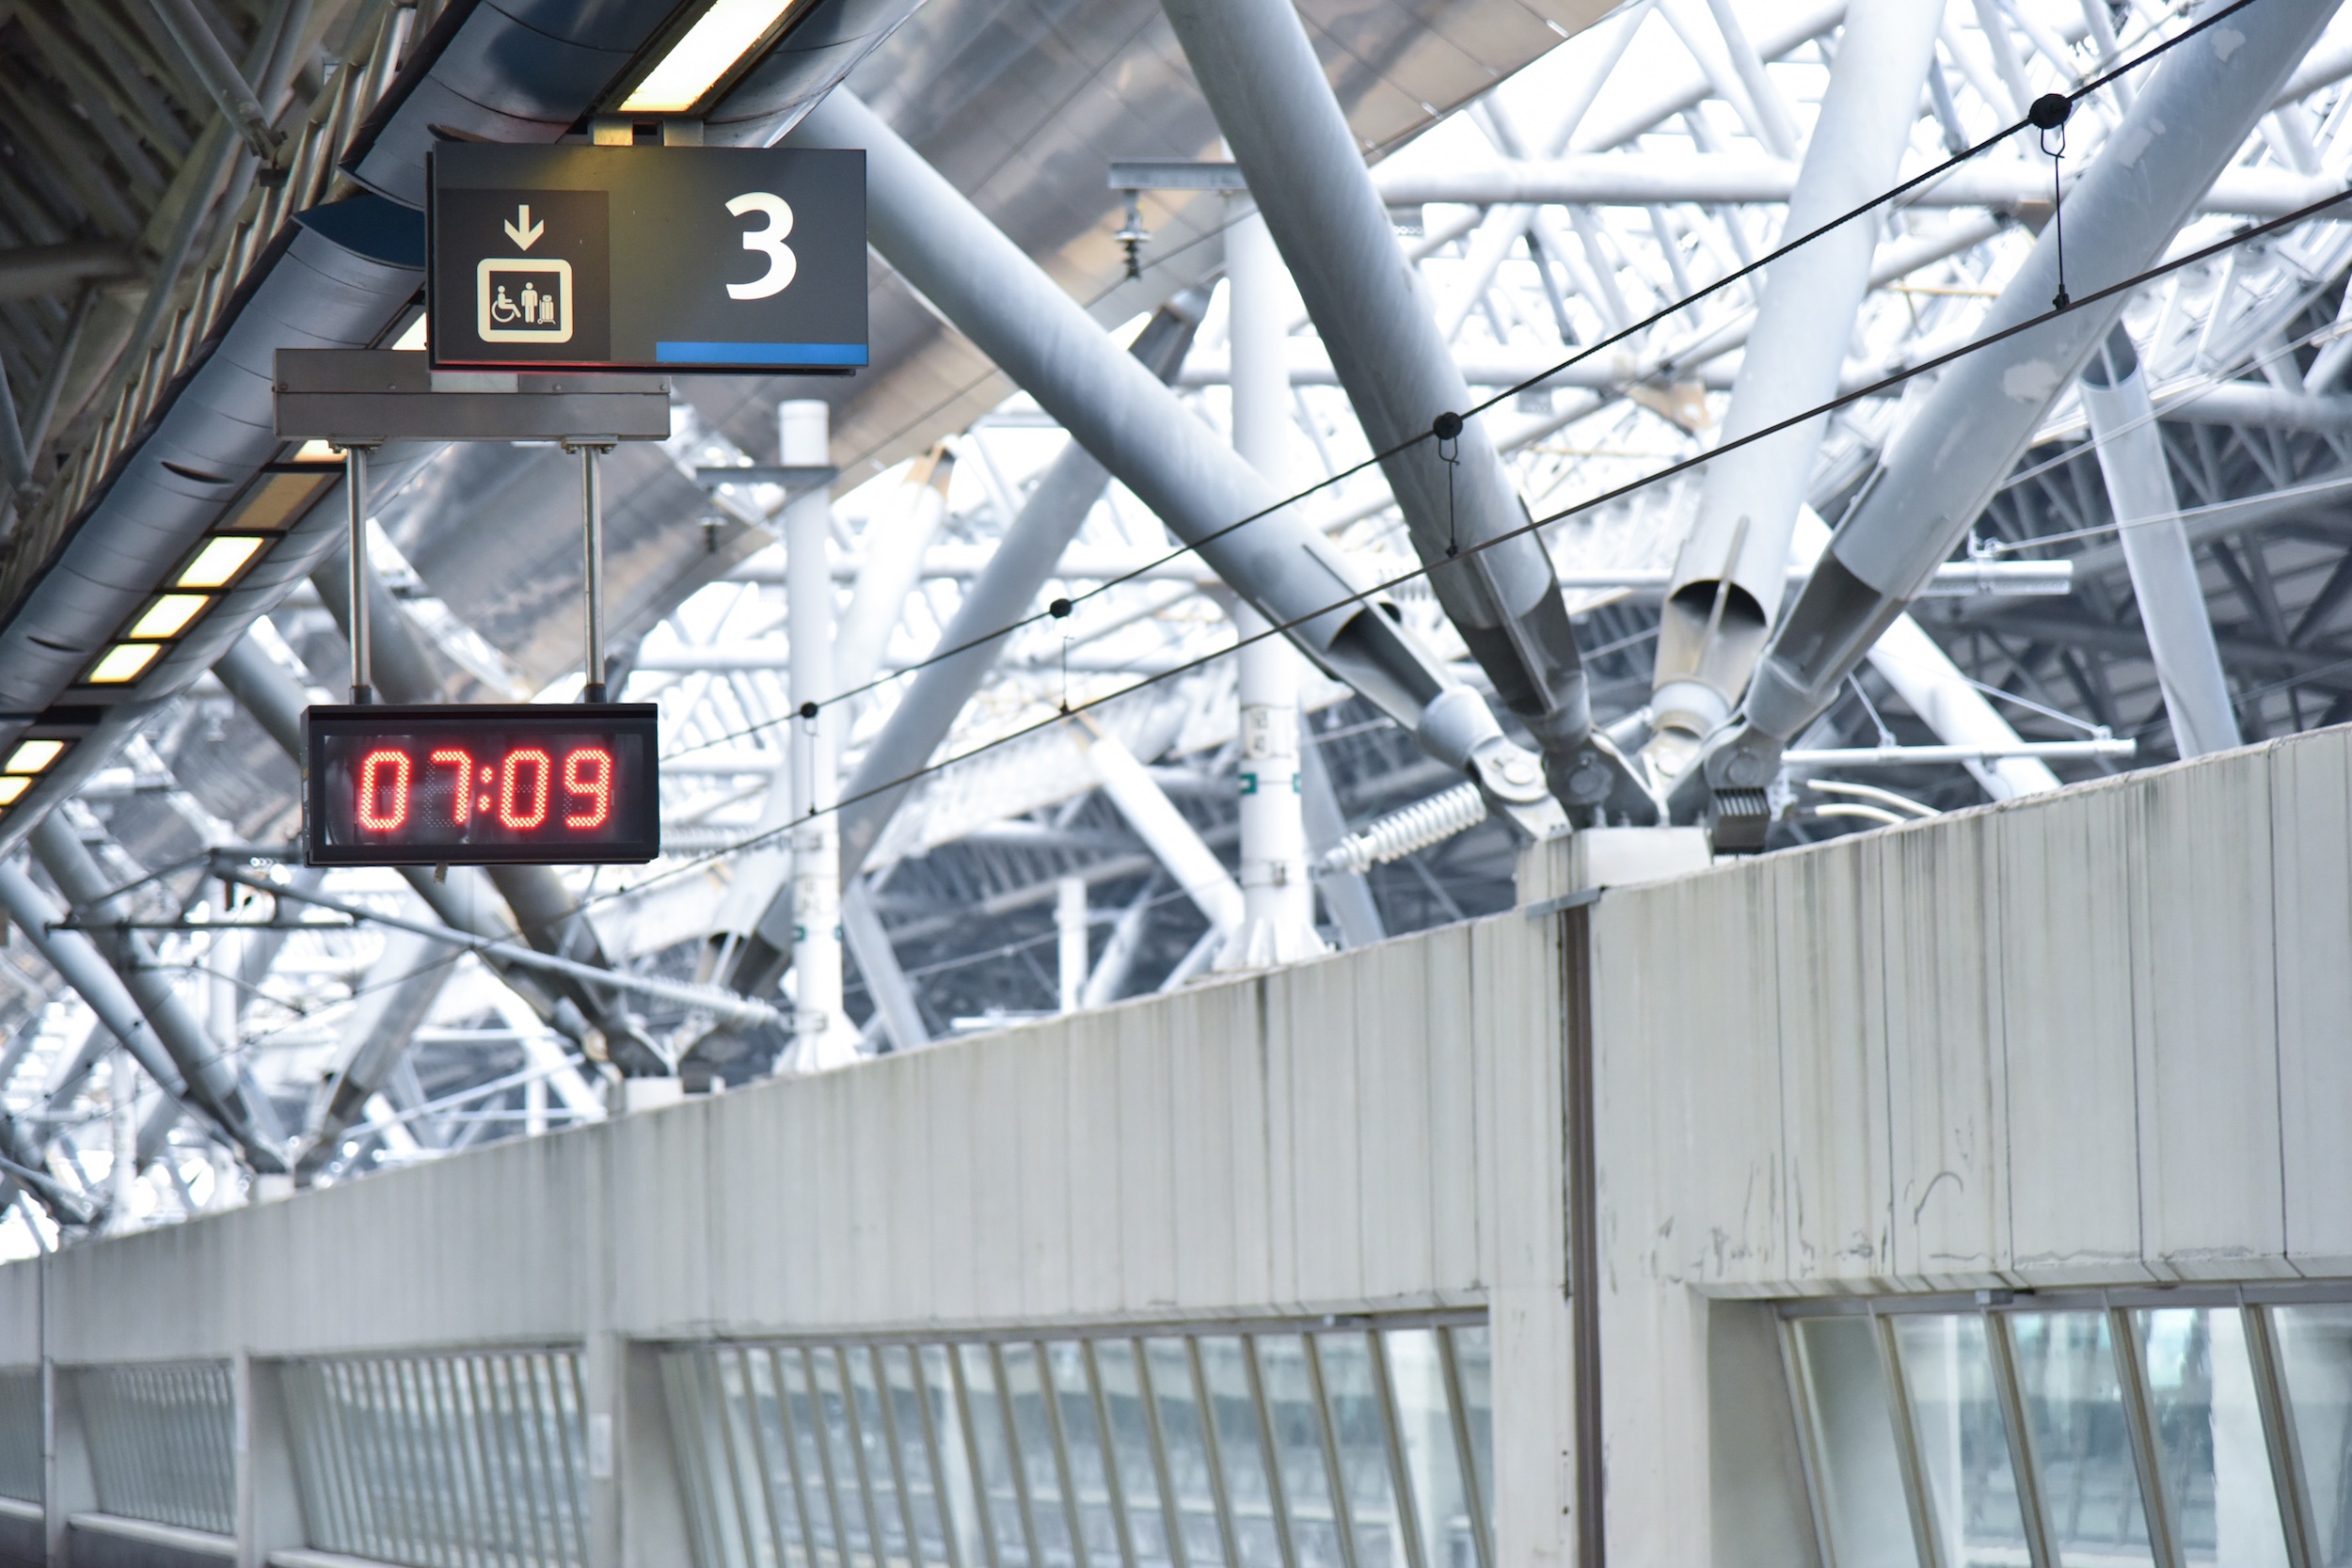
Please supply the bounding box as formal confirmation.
[842,1347,912,1568]
[1256,1338,1344,1568]
[1092,1341,1176,1568]
[1384,1329,1475,1568]
[1044,1342,1123,1566]
[1445,1327,1493,1548]
[919,1345,989,1568]
[1892,1314,2029,1568]
[879,1347,948,1567]
[782,1352,849,1568]
[2010,1312,2153,1566]
[1791,1317,1919,1568]
[1199,1338,1282,1568]
[745,1348,809,1568]
[2137,1308,2288,1568]
[1313,1334,1407,1568]
[2272,1305,2352,1565]
[1000,1345,1072,1568]
[958,1344,1033,1567]
[1144,1338,1228,1567]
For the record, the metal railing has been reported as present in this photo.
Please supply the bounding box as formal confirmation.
[0,1367,37,1504]
[661,1315,1494,1568]
[0,0,439,614]
[280,1348,592,1568]
[78,1361,235,1536]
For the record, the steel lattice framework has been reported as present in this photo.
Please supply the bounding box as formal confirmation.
[3,0,2350,1247]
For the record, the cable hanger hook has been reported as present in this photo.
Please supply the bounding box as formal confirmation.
[2029,92,2074,310]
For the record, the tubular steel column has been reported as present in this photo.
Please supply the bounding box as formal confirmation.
[832,291,1205,888]
[1219,200,1326,971]
[782,402,858,1072]
[784,93,1565,843]
[1158,0,1648,822]
[1645,0,1942,786]
[2079,326,2240,758]
[1709,0,2343,835]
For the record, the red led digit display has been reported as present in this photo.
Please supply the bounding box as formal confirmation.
[303,705,660,865]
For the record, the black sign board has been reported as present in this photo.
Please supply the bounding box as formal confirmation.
[428,144,866,374]
[304,704,660,866]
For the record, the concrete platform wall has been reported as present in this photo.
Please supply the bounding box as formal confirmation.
[1588,721,2352,1566]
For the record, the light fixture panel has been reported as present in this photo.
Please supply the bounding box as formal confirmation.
[5,739,66,774]
[87,643,163,685]
[130,594,213,641]
[618,0,796,114]
[177,535,269,590]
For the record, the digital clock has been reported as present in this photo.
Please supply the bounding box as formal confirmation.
[303,705,660,866]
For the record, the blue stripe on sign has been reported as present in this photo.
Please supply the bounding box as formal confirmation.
[655,341,869,366]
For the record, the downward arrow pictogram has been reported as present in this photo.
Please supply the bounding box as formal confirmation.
[503,204,545,250]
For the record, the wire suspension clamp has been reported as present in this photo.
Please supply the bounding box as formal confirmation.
[2030,92,2074,310]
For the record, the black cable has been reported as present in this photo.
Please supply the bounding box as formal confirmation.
[91,0,2304,1043]
[570,176,2352,927]
[671,0,2268,761]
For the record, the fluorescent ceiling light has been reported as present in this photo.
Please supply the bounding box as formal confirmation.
[131,594,212,640]
[619,0,794,113]
[87,643,162,685]
[393,314,429,352]
[294,438,341,464]
[5,740,65,774]
[178,535,268,589]
[0,778,27,805]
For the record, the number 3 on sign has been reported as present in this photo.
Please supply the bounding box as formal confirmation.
[725,192,796,299]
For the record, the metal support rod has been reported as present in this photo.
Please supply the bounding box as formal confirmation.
[342,441,373,702]
[784,91,1563,842]
[830,293,1204,886]
[145,0,282,159]
[780,403,857,1072]
[210,862,788,1031]
[1073,718,1244,935]
[1219,196,1324,972]
[1791,508,2060,801]
[1782,740,2133,766]
[2080,326,2240,758]
[1158,0,1645,819]
[1644,0,1942,784]
[1706,0,2344,829]
[575,440,612,702]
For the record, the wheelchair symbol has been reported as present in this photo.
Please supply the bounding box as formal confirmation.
[477,258,572,344]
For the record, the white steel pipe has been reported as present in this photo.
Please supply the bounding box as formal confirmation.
[782,401,858,1072]
[1645,0,1944,779]
[1785,740,2134,766]
[834,446,954,694]
[1794,507,2060,800]
[210,866,790,1032]
[2080,327,2240,758]
[1073,719,1244,935]
[1371,158,2332,218]
[1726,0,2344,784]
[1219,201,1325,971]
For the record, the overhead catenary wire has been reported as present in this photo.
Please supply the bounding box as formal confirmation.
[56,0,2311,1057]
[525,171,2352,939]
[666,0,2271,764]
